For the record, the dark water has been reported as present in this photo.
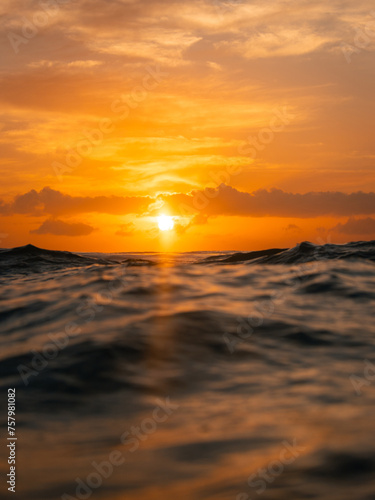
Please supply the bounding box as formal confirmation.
[0,241,375,500]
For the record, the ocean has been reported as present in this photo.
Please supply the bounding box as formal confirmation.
[1,240,375,500]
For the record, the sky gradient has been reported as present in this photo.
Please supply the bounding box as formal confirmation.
[1,0,375,251]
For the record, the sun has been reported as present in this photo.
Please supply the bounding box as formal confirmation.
[157,215,174,231]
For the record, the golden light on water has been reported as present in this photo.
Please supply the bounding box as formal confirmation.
[157,215,175,232]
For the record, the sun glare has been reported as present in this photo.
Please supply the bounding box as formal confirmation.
[158,215,174,231]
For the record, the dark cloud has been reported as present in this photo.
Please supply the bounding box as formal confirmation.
[284,224,302,232]
[0,187,152,216]
[332,217,375,235]
[161,184,375,218]
[2,185,375,222]
[30,219,95,236]
[174,212,208,235]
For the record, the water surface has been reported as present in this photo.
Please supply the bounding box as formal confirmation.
[0,241,375,499]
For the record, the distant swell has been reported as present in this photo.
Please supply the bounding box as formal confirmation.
[199,240,375,265]
[1,241,375,275]
[0,244,156,274]
[0,244,108,274]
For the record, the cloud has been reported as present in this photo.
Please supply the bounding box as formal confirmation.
[214,28,332,59]
[160,184,375,219]
[115,222,135,237]
[284,224,302,232]
[0,187,152,216]
[2,185,375,223]
[28,60,103,69]
[174,212,209,234]
[30,219,95,236]
[332,217,375,235]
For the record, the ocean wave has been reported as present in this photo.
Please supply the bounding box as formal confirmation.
[198,240,375,265]
[0,244,162,276]
[2,241,374,276]
[0,244,110,275]
[1,241,375,499]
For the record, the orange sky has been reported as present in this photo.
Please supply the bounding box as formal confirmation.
[1,0,375,251]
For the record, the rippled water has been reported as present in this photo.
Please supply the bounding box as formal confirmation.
[1,241,375,499]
